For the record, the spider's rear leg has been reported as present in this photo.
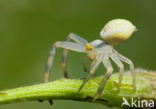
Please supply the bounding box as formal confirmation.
[111,55,124,92]
[61,33,88,78]
[78,55,103,92]
[82,56,89,72]
[117,54,136,91]
[92,56,113,102]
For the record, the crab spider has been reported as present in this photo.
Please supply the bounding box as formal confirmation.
[44,19,137,102]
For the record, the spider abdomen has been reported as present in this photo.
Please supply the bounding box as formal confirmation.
[100,19,137,45]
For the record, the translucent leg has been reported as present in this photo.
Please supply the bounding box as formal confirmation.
[92,56,113,102]
[111,55,124,92]
[44,41,85,82]
[44,45,56,83]
[89,39,103,47]
[68,33,88,45]
[82,56,89,72]
[61,37,70,78]
[61,33,88,78]
[56,41,85,52]
[78,55,103,92]
[117,53,136,91]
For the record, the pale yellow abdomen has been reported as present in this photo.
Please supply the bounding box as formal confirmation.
[100,19,137,45]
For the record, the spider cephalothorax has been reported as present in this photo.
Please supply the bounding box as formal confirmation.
[44,19,137,102]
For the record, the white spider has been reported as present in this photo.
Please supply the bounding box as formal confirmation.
[44,19,137,102]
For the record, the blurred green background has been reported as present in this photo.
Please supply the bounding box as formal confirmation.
[0,0,155,109]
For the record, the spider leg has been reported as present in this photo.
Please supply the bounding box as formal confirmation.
[78,55,103,92]
[61,33,88,78]
[111,55,124,92]
[92,56,113,102]
[82,56,89,72]
[61,37,69,78]
[117,53,136,91]
[44,41,85,83]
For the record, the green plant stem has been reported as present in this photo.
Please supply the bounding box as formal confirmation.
[0,70,156,108]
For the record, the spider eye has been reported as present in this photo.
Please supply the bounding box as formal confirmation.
[100,19,137,45]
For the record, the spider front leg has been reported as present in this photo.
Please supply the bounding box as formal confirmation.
[111,55,124,92]
[44,41,85,82]
[61,33,88,78]
[78,55,103,92]
[44,45,56,83]
[117,53,136,91]
[92,56,113,102]
[61,38,69,78]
